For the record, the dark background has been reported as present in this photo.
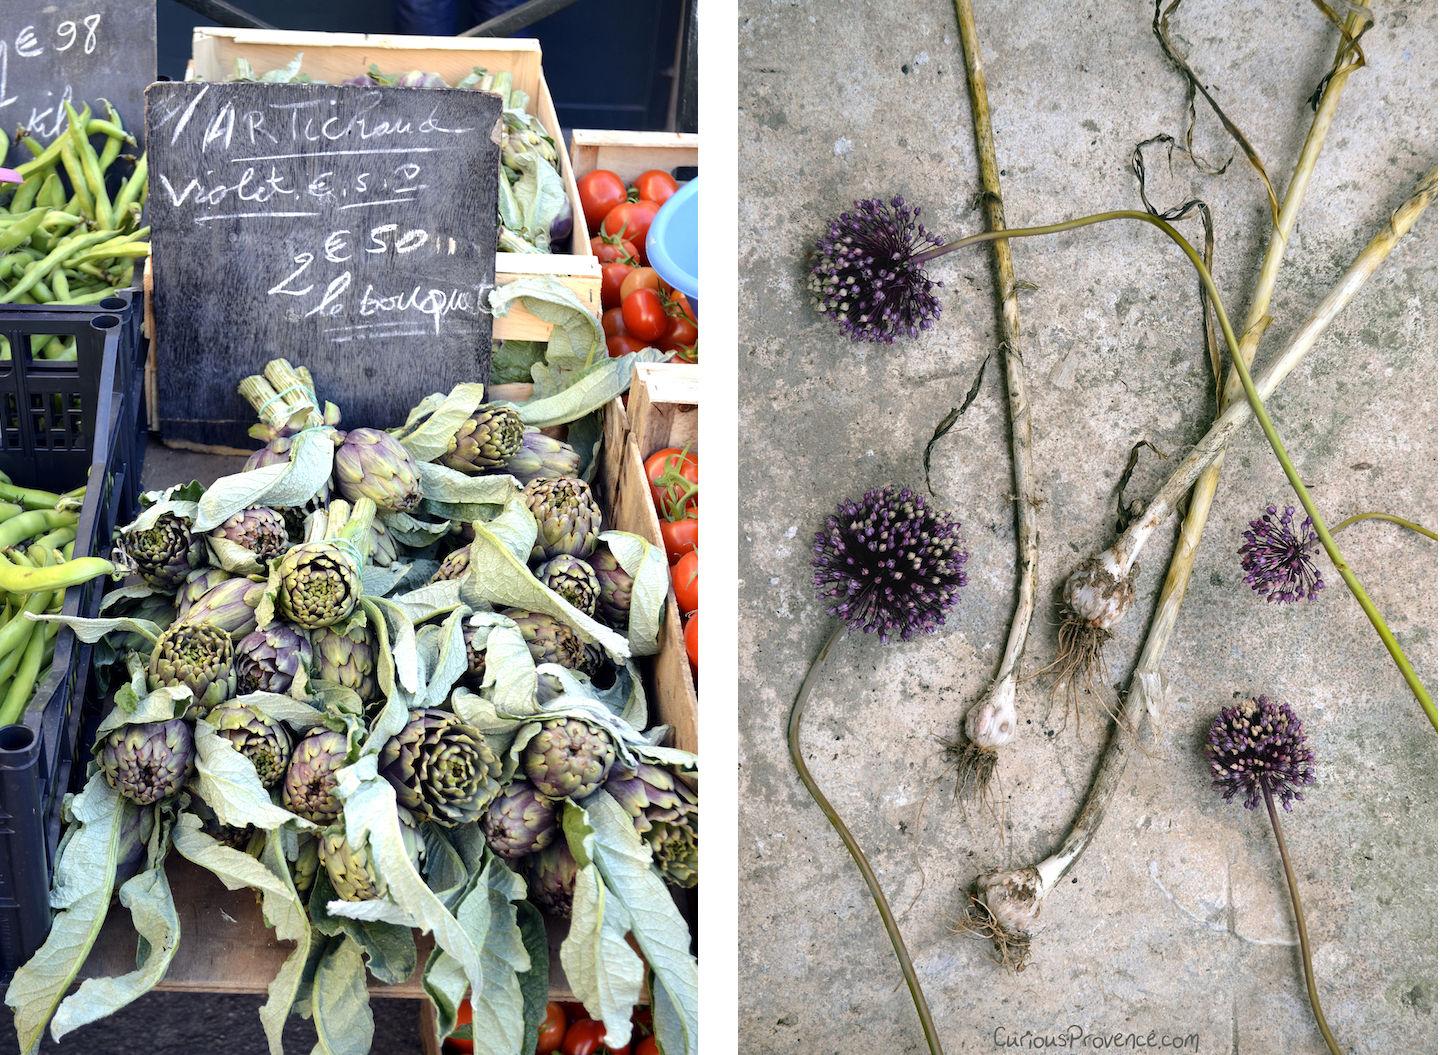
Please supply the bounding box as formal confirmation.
[156,0,691,131]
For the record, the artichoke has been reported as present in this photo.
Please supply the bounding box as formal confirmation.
[441,403,524,473]
[178,576,266,639]
[333,427,423,513]
[275,541,362,629]
[526,840,578,918]
[504,429,581,484]
[176,567,232,614]
[147,620,236,708]
[282,728,349,823]
[378,708,502,827]
[369,520,399,568]
[115,806,157,887]
[99,719,196,805]
[607,764,699,888]
[522,477,602,561]
[503,609,585,671]
[522,717,615,800]
[210,506,289,563]
[292,836,320,897]
[235,623,312,696]
[430,546,471,584]
[461,622,487,689]
[588,546,634,630]
[319,826,385,902]
[245,439,333,538]
[482,781,559,860]
[209,701,293,787]
[311,614,378,703]
[536,555,601,617]
[195,801,260,853]
[117,512,202,589]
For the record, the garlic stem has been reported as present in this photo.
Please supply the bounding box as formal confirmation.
[951,0,1042,766]
[1110,167,1437,574]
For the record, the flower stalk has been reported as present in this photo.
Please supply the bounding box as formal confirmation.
[947,0,1040,799]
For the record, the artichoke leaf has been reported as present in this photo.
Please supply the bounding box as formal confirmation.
[122,482,204,533]
[233,690,327,731]
[50,816,179,1042]
[571,794,698,1055]
[193,721,313,831]
[311,937,374,1055]
[488,279,605,397]
[193,428,337,533]
[4,776,128,1055]
[416,461,518,511]
[27,613,162,646]
[256,829,316,1055]
[525,350,666,426]
[94,684,192,740]
[599,531,669,657]
[395,382,488,464]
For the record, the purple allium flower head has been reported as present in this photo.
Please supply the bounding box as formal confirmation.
[808,197,943,344]
[1204,695,1316,811]
[812,485,967,641]
[1238,504,1324,603]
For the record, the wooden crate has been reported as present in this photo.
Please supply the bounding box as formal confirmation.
[603,363,699,749]
[186,28,601,342]
[569,129,700,190]
[81,386,690,1018]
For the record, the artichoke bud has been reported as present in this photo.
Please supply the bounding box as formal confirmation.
[147,620,236,709]
[503,429,581,484]
[482,781,559,860]
[588,546,634,630]
[209,506,290,565]
[235,623,312,697]
[525,840,578,918]
[430,545,472,584]
[282,728,350,824]
[378,708,503,827]
[319,826,386,902]
[522,477,602,562]
[274,510,367,630]
[98,718,196,805]
[440,403,524,474]
[503,609,586,672]
[175,568,233,615]
[209,701,293,787]
[333,427,424,513]
[521,717,616,800]
[177,576,266,640]
[310,613,379,703]
[116,512,202,590]
[536,554,601,617]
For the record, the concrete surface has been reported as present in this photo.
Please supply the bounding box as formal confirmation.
[738,2,1437,1053]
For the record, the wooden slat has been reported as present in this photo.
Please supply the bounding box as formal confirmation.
[570,130,700,184]
[625,363,699,460]
[79,858,572,998]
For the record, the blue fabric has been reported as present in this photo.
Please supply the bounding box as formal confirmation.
[393,0,527,35]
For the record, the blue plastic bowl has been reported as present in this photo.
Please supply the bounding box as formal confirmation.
[646,178,699,309]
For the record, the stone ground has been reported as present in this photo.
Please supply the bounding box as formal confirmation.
[738,1,1437,1053]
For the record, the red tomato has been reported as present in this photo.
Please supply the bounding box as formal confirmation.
[601,200,660,263]
[607,333,646,358]
[658,314,698,354]
[633,169,679,206]
[631,1007,652,1033]
[644,447,698,516]
[563,1019,629,1055]
[578,170,627,234]
[590,233,638,265]
[622,289,669,343]
[537,1002,568,1054]
[602,307,626,338]
[672,550,698,614]
[446,999,474,1053]
[659,515,698,563]
[684,612,698,673]
[601,262,634,311]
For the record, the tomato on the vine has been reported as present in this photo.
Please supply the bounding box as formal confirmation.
[607,333,646,358]
[683,612,698,673]
[536,1002,568,1054]
[601,200,660,262]
[590,232,638,265]
[659,515,698,562]
[634,169,679,206]
[601,262,634,311]
[672,550,698,614]
[578,170,627,233]
[622,288,669,343]
[644,448,698,516]
[658,314,698,354]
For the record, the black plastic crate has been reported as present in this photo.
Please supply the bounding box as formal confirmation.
[0,304,143,977]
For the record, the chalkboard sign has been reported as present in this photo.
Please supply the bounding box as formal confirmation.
[145,81,503,448]
[0,0,155,162]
